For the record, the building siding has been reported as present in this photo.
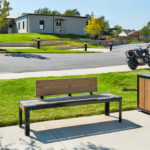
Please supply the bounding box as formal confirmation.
[15,16,28,33]
[7,14,87,35]
[65,17,87,35]
[29,15,54,33]
[25,15,87,35]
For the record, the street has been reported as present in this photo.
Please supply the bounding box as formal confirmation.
[0,43,148,73]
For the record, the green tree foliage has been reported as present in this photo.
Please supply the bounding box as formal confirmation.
[34,7,61,15]
[113,25,122,36]
[84,17,101,39]
[98,16,109,35]
[51,10,61,15]
[85,12,94,20]
[140,21,150,41]
[63,9,80,16]
[0,0,12,29]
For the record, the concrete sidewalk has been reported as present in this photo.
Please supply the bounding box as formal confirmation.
[0,65,148,80]
[0,110,150,150]
[70,48,110,52]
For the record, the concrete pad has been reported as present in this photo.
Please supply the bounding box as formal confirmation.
[0,110,150,150]
[0,65,149,80]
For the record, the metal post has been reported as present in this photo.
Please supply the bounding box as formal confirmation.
[19,107,22,127]
[109,42,112,51]
[105,102,110,116]
[84,41,87,52]
[37,38,41,49]
[119,100,122,123]
[25,108,30,136]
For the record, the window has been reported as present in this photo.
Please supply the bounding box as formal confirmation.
[23,21,25,29]
[40,20,44,30]
[9,24,12,28]
[18,22,20,30]
[56,20,61,26]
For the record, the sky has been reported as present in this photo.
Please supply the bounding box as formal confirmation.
[9,0,150,30]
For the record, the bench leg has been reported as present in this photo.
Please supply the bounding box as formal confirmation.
[105,102,110,116]
[119,100,122,123]
[25,109,30,136]
[19,107,22,127]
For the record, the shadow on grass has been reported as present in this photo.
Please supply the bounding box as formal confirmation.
[0,49,7,52]
[4,53,49,60]
[40,33,90,40]
[28,118,141,144]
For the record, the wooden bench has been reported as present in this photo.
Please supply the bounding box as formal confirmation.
[19,77,122,136]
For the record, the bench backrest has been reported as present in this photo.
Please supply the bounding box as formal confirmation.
[36,77,97,97]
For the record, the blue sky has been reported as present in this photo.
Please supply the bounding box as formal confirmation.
[9,0,150,30]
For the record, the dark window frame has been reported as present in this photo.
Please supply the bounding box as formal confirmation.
[18,22,20,30]
[56,20,62,27]
[23,21,25,29]
[40,20,45,30]
[9,24,12,28]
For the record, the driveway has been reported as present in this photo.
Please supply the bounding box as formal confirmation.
[0,110,150,150]
[0,43,148,73]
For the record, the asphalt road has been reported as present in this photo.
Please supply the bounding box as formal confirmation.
[0,43,148,73]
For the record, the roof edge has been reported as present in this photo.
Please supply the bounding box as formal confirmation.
[16,13,88,20]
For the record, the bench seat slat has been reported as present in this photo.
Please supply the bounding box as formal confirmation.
[20,93,121,110]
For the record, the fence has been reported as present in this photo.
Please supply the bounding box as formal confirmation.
[0,39,130,48]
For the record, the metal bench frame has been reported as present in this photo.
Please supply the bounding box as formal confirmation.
[19,77,122,136]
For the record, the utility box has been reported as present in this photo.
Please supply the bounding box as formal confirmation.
[138,74,150,114]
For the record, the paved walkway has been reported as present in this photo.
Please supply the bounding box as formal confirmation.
[0,47,35,49]
[0,65,148,80]
[70,48,110,52]
[0,110,150,150]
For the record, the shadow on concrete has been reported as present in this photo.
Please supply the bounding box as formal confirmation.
[0,137,15,150]
[30,119,141,144]
[70,142,117,150]
[4,53,49,60]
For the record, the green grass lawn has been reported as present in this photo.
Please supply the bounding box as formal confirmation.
[87,43,105,48]
[2,46,99,53]
[0,69,150,127]
[0,33,105,53]
[1,43,105,53]
[0,33,90,43]
[130,42,139,44]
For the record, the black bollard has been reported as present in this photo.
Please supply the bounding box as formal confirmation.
[37,38,41,49]
[84,41,87,52]
[109,42,113,51]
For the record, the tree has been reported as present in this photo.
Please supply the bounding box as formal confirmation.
[113,25,122,36]
[98,16,109,35]
[84,17,101,39]
[85,12,94,20]
[0,0,12,30]
[34,7,52,15]
[140,21,150,41]
[34,8,61,15]
[51,10,61,16]
[63,9,80,16]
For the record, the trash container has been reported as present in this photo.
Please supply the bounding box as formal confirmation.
[138,74,150,114]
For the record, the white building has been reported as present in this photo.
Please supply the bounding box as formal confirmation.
[8,14,88,35]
